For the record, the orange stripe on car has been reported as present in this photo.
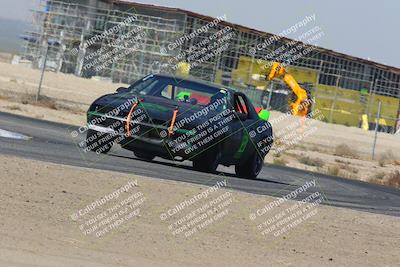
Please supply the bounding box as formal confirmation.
[168,107,179,137]
[125,101,139,136]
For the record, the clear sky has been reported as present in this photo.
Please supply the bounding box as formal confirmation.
[2,0,399,67]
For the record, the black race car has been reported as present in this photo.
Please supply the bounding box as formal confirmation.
[84,74,273,178]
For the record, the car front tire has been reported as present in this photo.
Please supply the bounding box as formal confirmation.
[192,148,220,173]
[134,150,155,161]
[235,152,264,179]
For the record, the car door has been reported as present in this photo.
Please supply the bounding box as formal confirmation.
[227,92,259,162]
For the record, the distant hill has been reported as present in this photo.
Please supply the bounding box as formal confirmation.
[0,18,32,54]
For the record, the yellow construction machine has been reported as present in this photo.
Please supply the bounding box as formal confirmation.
[266,62,310,116]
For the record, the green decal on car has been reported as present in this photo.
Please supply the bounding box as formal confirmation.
[141,102,170,112]
[176,91,191,101]
[258,109,270,121]
[234,129,249,159]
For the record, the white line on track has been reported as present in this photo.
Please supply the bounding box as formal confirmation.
[0,128,31,140]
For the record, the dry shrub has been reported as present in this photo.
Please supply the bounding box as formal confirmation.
[36,98,58,110]
[273,136,283,149]
[273,158,287,166]
[6,105,21,111]
[20,95,58,110]
[311,145,326,153]
[334,161,359,174]
[370,171,400,188]
[334,158,351,164]
[272,150,282,158]
[327,165,340,176]
[334,144,359,159]
[386,171,400,188]
[378,150,396,167]
[298,155,324,167]
[374,172,385,180]
[56,102,84,114]
[342,164,359,174]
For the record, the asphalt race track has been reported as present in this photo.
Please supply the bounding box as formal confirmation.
[0,111,399,217]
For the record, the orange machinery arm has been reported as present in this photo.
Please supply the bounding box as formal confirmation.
[267,62,309,116]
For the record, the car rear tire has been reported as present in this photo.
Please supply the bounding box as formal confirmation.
[134,150,155,161]
[86,129,113,154]
[192,148,220,173]
[235,152,264,179]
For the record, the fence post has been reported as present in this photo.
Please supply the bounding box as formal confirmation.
[372,101,382,160]
[36,40,49,102]
[266,81,273,110]
[329,74,340,123]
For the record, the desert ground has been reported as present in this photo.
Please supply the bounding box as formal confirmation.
[0,155,399,266]
[0,61,399,188]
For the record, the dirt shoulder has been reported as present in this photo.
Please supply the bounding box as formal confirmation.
[0,155,399,266]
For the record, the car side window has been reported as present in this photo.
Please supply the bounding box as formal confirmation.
[161,84,174,99]
[234,94,248,114]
